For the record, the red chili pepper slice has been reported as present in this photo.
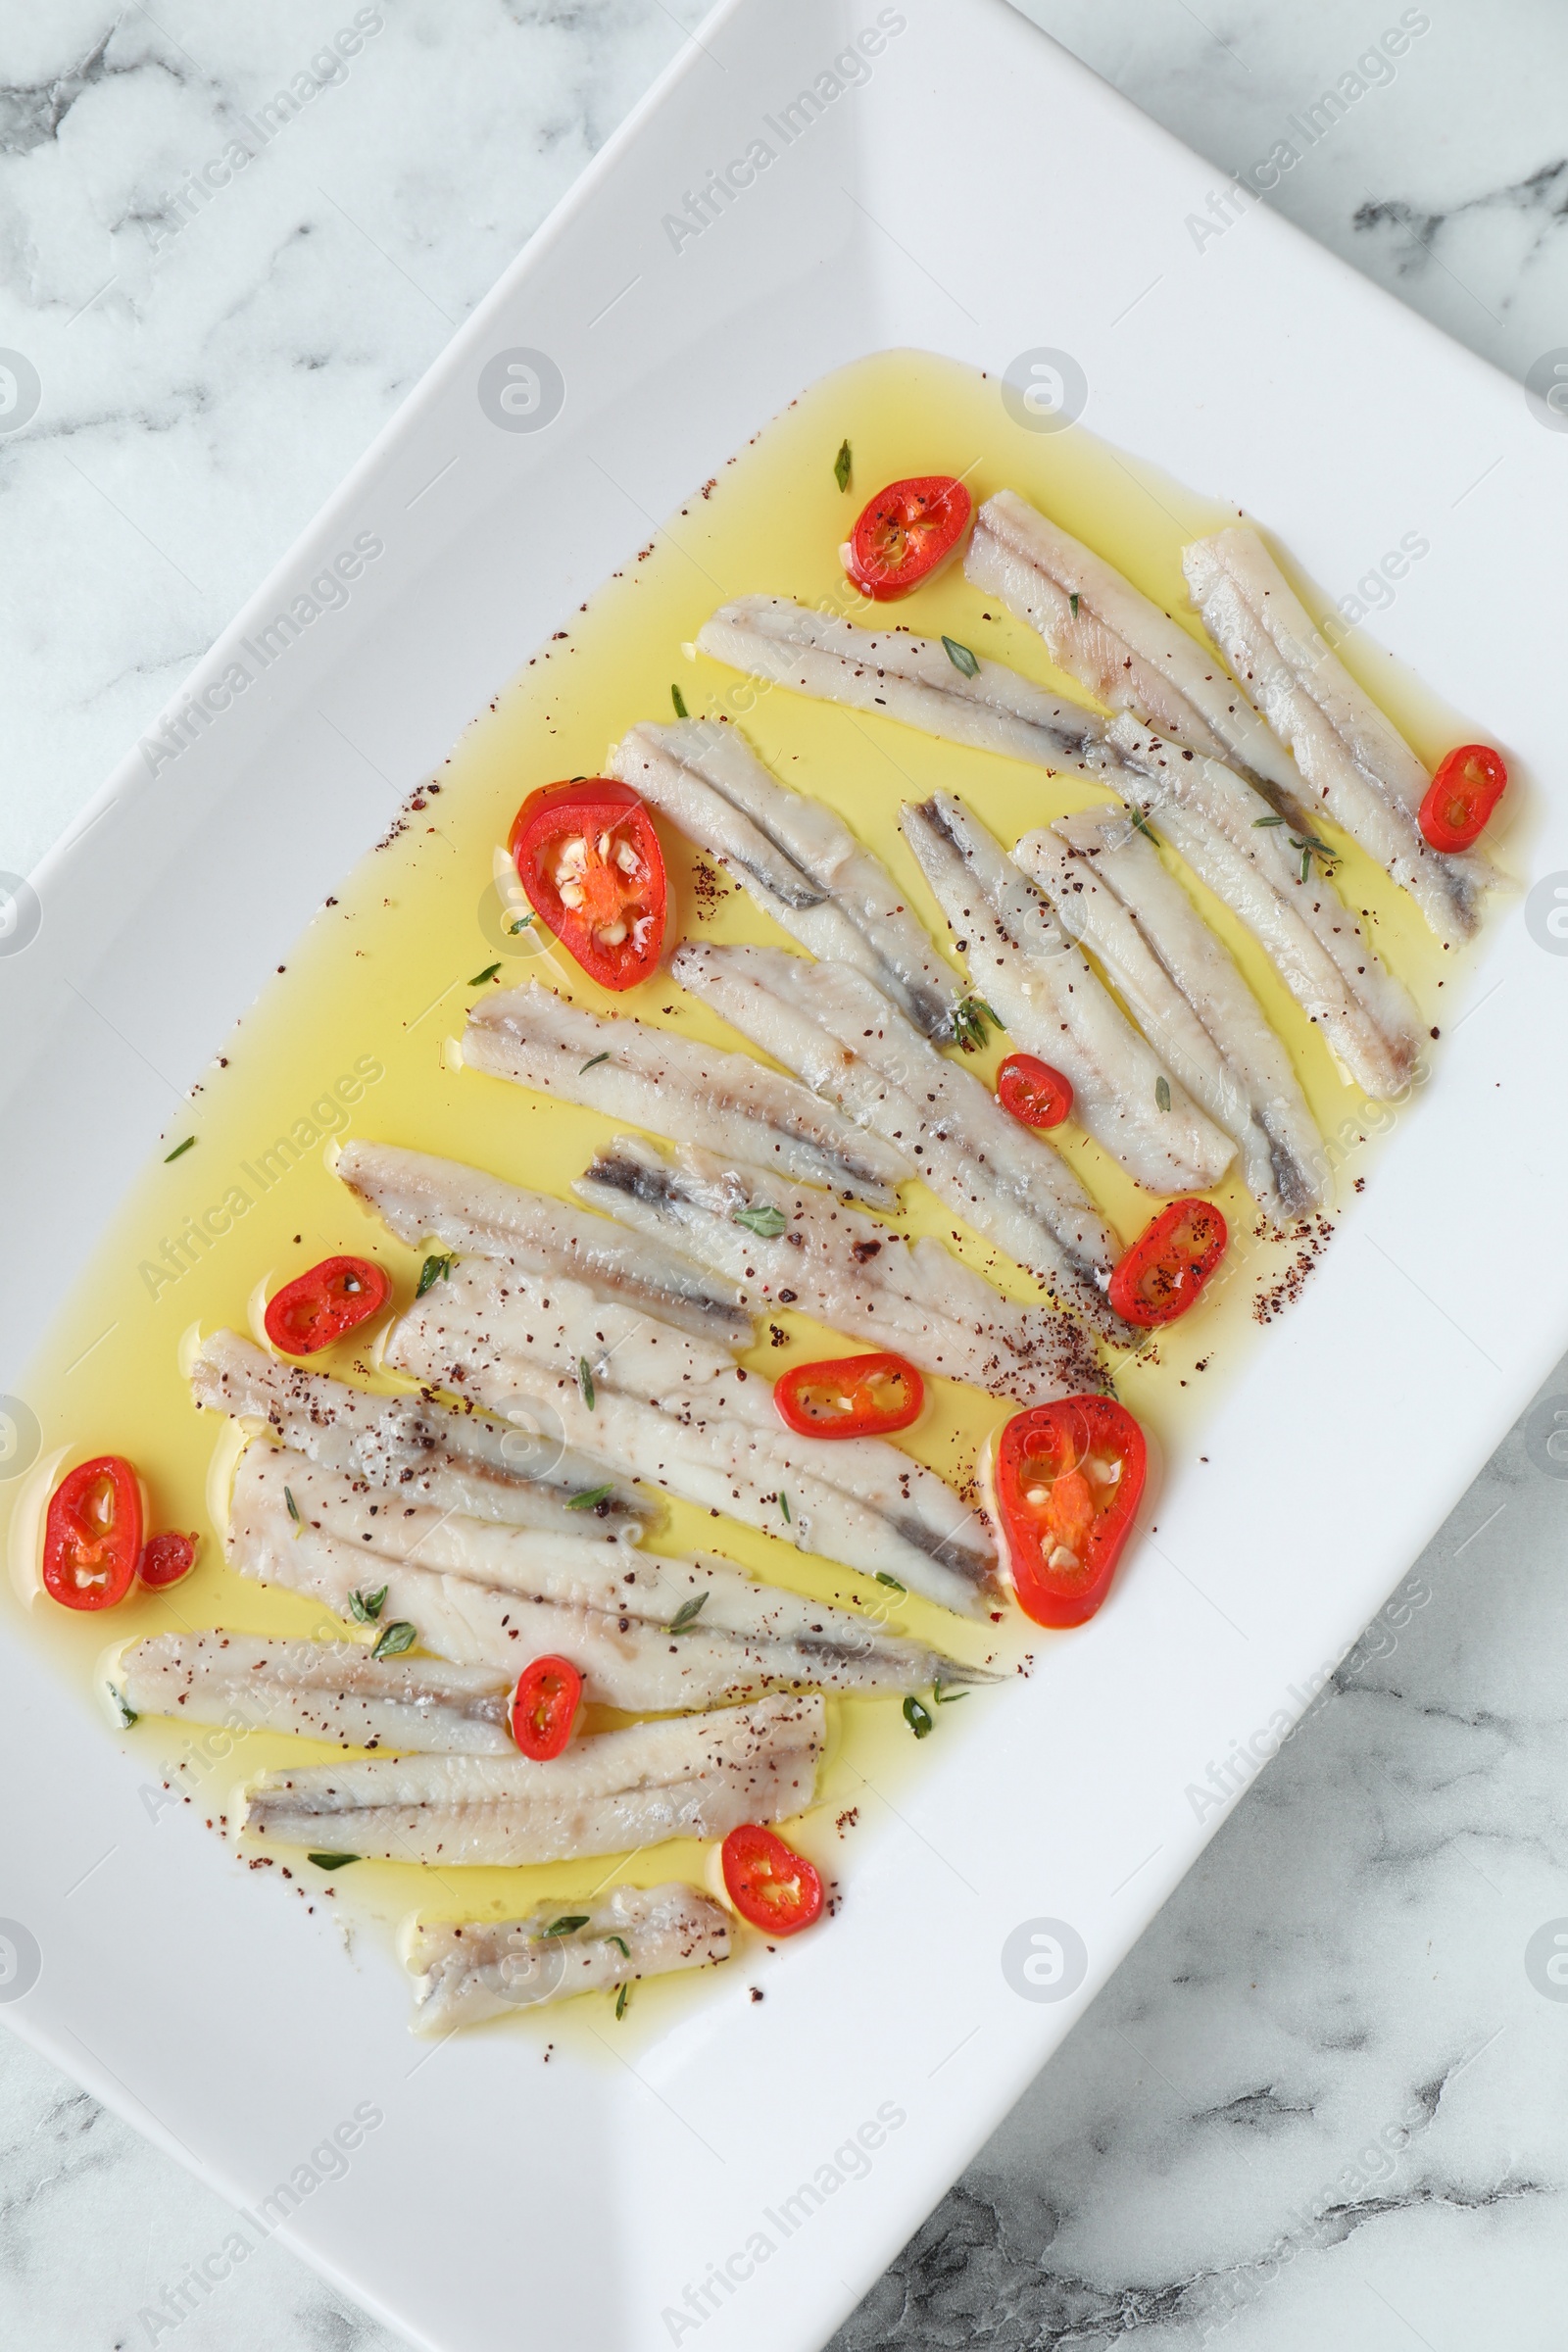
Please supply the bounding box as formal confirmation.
[1107,1200,1227,1328]
[264,1255,391,1356]
[997,1052,1073,1130]
[510,779,667,991]
[1418,744,1507,853]
[721,1824,823,1936]
[42,1455,142,1612]
[994,1397,1146,1629]
[844,475,972,600]
[510,1654,583,1760]
[139,1531,198,1590]
[773,1351,924,1439]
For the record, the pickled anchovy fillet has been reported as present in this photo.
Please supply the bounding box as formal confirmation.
[228,1445,988,1704]
[116,1631,515,1754]
[901,793,1234,1195]
[1106,718,1424,1100]
[612,718,964,1040]
[965,489,1304,804]
[333,1145,999,1612]
[403,1883,731,2034]
[1016,810,1328,1222]
[400,1250,740,1403]
[672,940,1123,1331]
[695,595,1111,770]
[577,1136,1100,1405]
[383,1294,999,1615]
[463,982,910,1206]
[1184,526,1495,946]
[191,1328,652,1537]
[335,1137,750,1348]
[243,1690,825,1866]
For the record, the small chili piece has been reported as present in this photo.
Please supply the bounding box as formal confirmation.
[774,1352,924,1438]
[265,1255,391,1355]
[1418,744,1507,854]
[1108,1200,1227,1328]
[139,1531,198,1590]
[843,475,972,600]
[995,1397,1146,1629]
[997,1053,1073,1130]
[510,1655,583,1760]
[510,779,667,990]
[721,1824,823,1936]
[42,1455,142,1612]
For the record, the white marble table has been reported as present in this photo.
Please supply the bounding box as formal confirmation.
[4,4,1566,2346]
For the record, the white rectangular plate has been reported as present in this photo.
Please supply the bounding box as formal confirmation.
[2,5,1563,2348]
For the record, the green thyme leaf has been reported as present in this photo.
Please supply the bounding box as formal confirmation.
[933,1678,969,1706]
[349,1585,388,1624]
[417,1251,454,1296]
[509,913,535,934]
[875,1572,906,1592]
[578,1356,596,1409]
[780,1492,791,1524]
[834,438,852,492]
[284,1486,302,1525]
[942,635,980,678]
[579,1052,611,1075]
[1155,1076,1171,1112]
[667,1592,710,1636]
[468,961,502,986]
[615,1981,631,2020]
[903,1693,933,1739]
[543,1914,591,1938]
[671,684,688,718]
[1289,830,1335,884]
[952,997,1000,1052]
[307,1852,359,1871]
[1069,592,1080,618]
[566,1484,615,1513]
[371,1619,416,1660]
[733,1202,788,1240]
[108,1684,137,1728]
[608,1934,631,1959]
[1129,810,1157,841]
[951,998,989,1054]
[164,1136,195,1162]
[1251,814,1285,828]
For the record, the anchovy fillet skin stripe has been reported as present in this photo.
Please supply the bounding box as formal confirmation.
[1184,526,1495,947]
[576,1135,1102,1405]
[900,792,1235,1197]
[117,1631,519,1754]
[225,1442,988,1706]
[335,1136,751,1349]
[965,489,1306,805]
[242,1690,825,1867]
[403,1883,730,2034]
[672,939,1126,1332]
[1106,718,1423,1100]
[696,596,1112,771]
[191,1327,652,1537]
[1015,810,1329,1222]
[463,980,910,1207]
[612,718,965,1041]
